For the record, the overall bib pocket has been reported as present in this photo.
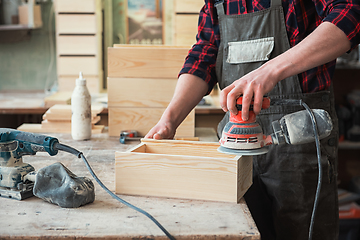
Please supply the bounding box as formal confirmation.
[226,37,274,64]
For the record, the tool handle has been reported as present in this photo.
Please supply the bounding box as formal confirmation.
[236,96,271,110]
[0,128,59,157]
[120,136,142,144]
[119,130,140,144]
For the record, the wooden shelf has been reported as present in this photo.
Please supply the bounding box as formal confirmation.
[0,24,32,31]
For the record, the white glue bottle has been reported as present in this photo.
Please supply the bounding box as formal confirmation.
[71,72,92,140]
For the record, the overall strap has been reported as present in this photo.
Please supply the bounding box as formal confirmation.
[215,0,225,16]
[271,0,282,7]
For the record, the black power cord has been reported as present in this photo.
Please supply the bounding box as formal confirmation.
[54,143,176,240]
[271,98,322,240]
[301,102,322,240]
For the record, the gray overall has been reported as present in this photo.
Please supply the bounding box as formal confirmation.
[214,0,339,239]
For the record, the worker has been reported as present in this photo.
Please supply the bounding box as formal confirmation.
[145,0,360,239]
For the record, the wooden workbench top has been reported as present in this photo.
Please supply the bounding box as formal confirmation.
[0,132,259,240]
[0,91,47,114]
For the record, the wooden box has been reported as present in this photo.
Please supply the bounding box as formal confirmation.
[108,108,194,137]
[108,45,189,78]
[107,77,177,108]
[115,139,253,203]
[107,45,195,137]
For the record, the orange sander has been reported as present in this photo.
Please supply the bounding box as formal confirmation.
[218,97,334,155]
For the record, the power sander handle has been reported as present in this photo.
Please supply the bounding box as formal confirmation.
[0,128,59,158]
[236,96,271,110]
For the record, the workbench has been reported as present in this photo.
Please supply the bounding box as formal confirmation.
[0,131,260,240]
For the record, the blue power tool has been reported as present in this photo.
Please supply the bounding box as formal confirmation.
[0,128,59,200]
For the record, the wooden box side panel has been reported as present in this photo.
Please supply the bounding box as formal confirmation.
[237,156,253,202]
[140,139,236,159]
[108,108,194,137]
[127,143,147,153]
[107,77,177,108]
[107,47,189,78]
[115,151,241,202]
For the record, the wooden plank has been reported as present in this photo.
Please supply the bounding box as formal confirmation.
[108,46,189,78]
[174,14,198,46]
[57,56,99,75]
[42,115,100,124]
[41,119,71,129]
[55,0,96,13]
[44,91,72,108]
[56,14,97,34]
[107,77,177,107]
[56,35,98,55]
[115,139,253,202]
[43,104,104,121]
[58,75,101,93]
[17,123,104,134]
[140,138,226,158]
[41,117,100,129]
[175,0,204,13]
[175,136,199,141]
[108,107,194,137]
[17,123,43,132]
[91,124,105,134]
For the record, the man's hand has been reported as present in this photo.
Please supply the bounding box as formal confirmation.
[220,64,279,121]
[144,119,176,140]
[220,22,351,121]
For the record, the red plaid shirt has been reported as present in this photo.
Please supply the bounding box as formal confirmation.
[179,0,360,94]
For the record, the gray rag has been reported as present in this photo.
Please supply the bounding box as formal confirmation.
[33,162,95,208]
